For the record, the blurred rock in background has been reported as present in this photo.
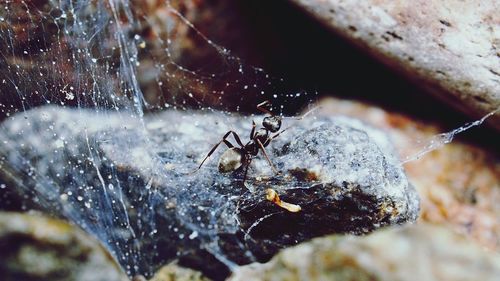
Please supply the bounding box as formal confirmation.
[318,97,500,252]
[148,261,212,281]
[290,0,500,130]
[4,0,498,125]
[229,223,500,281]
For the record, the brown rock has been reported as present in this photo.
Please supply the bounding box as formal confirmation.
[229,223,500,281]
[317,97,500,251]
[290,0,500,130]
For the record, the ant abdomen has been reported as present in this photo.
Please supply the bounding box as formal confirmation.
[218,148,244,173]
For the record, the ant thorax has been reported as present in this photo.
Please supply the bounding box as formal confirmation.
[253,128,269,143]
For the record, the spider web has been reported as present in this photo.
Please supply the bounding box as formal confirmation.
[0,0,318,277]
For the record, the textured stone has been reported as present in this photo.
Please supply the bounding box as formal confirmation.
[229,223,500,281]
[290,0,500,130]
[317,97,500,251]
[147,262,212,281]
[0,106,418,279]
[0,212,129,281]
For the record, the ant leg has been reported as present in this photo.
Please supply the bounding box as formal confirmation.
[228,131,245,147]
[256,139,279,174]
[223,139,234,148]
[241,158,252,186]
[250,120,256,140]
[264,128,288,146]
[256,100,274,115]
[193,131,236,172]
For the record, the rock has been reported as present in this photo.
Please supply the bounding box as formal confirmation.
[0,212,129,281]
[289,0,500,130]
[0,106,418,279]
[148,262,212,281]
[229,223,500,281]
[317,97,500,251]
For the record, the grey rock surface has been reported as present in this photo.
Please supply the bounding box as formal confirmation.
[0,106,419,279]
[290,0,500,130]
[229,223,500,281]
[0,212,129,281]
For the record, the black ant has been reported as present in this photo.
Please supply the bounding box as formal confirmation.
[195,101,282,177]
[193,101,318,212]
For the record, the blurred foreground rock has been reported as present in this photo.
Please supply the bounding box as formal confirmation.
[0,106,418,279]
[291,0,500,130]
[318,97,500,251]
[229,223,500,281]
[0,212,129,281]
[148,262,212,281]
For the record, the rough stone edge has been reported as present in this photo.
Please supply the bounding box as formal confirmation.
[289,0,500,130]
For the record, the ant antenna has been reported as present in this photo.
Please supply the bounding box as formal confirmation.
[266,104,322,144]
[282,105,322,120]
[256,100,274,115]
[258,100,322,120]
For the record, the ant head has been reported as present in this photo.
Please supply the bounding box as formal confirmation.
[263,116,282,133]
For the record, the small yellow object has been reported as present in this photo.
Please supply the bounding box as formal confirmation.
[265,188,301,213]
